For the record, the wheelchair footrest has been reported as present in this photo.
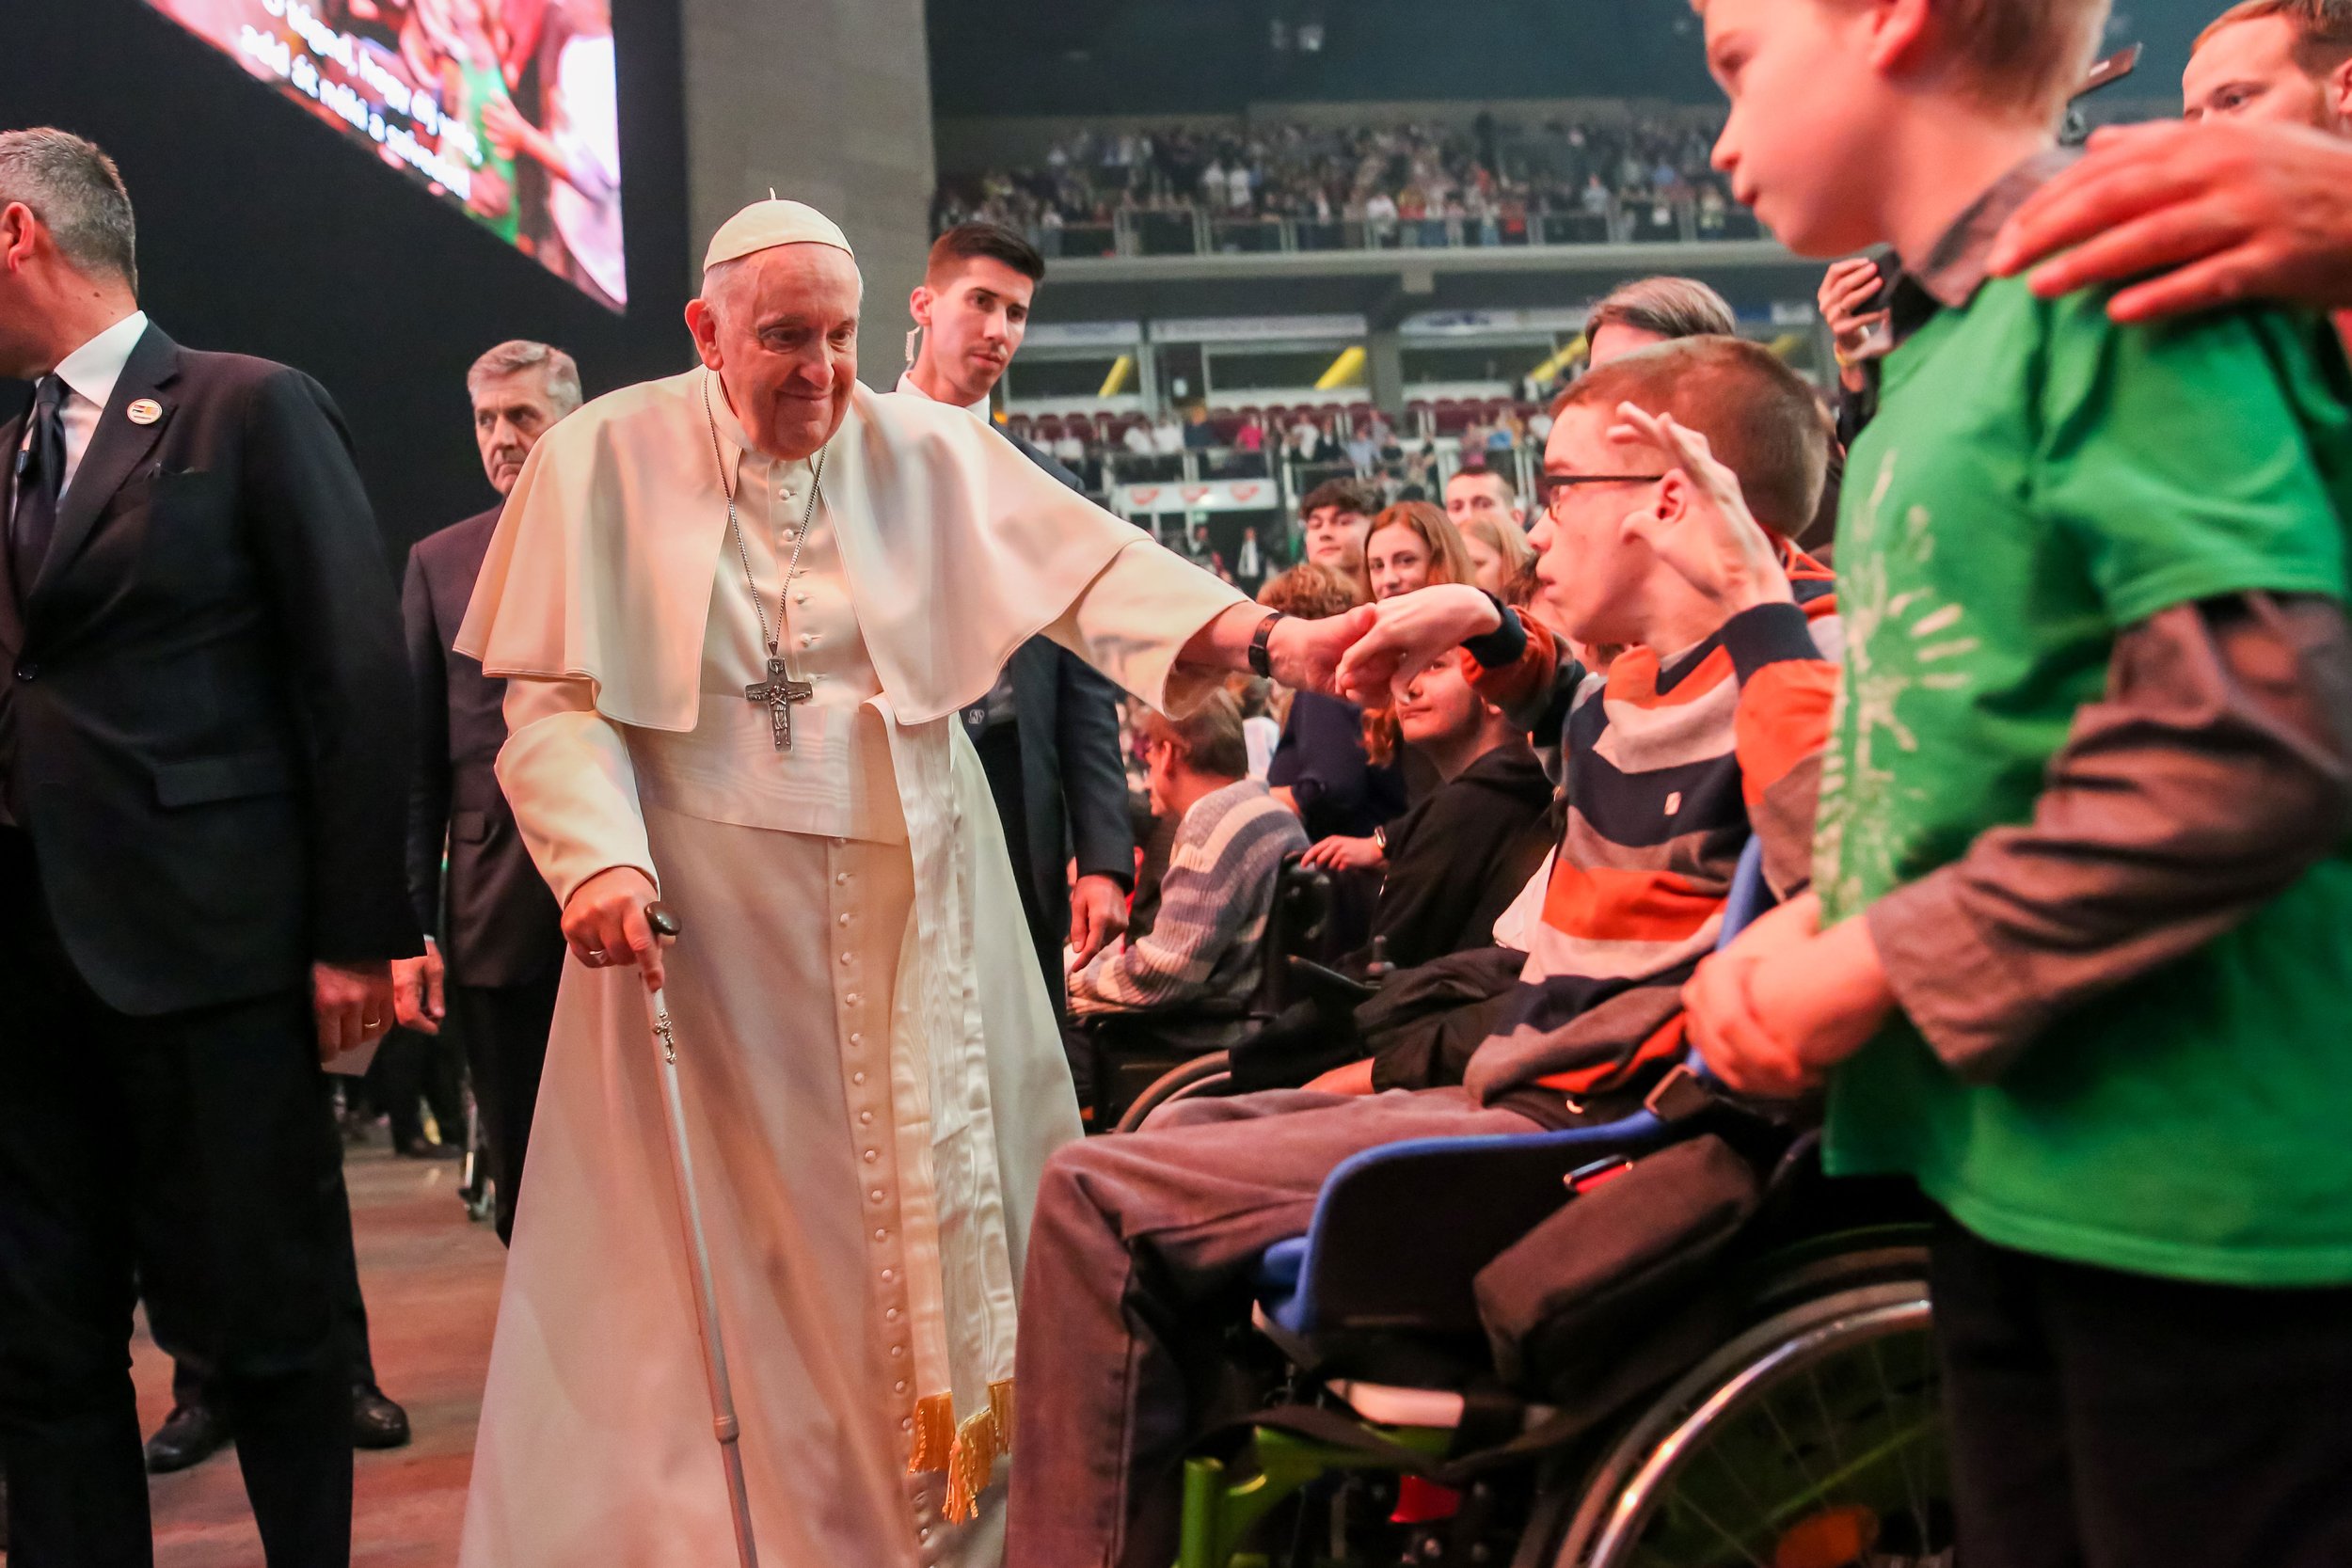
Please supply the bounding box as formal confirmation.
[1324,1379,1556,1433]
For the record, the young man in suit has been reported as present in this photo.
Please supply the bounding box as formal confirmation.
[898,222,1137,1011]
[390,339,580,1243]
[0,129,418,1567]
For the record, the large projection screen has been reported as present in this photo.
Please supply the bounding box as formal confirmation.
[146,0,627,310]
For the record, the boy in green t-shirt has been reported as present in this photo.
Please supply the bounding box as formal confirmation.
[1684,1,2352,1562]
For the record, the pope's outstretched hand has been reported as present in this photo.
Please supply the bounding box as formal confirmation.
[1266,602,1380,693]
[1335,585,1502,705]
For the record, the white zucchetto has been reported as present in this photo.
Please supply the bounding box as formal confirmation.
[702,198,856,271]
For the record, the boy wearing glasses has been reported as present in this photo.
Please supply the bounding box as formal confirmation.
[1006,335,1843,1568]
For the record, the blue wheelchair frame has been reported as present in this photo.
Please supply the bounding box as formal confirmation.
[1175,840,1782,1567]
[1255,838,1772,1344]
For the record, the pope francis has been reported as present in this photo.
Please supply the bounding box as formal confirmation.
[451,200,1362,1568]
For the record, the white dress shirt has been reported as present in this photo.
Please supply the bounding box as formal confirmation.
[23,310,151,502]
[892,369,990,420]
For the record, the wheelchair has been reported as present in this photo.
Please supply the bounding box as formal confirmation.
[1077,848,1367,1131]
[1120,842,1952,1568]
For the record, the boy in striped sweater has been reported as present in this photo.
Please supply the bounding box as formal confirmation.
[1337,338,1841,1113]
[1007,336,1841,1568]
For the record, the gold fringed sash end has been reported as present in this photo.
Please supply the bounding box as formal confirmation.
[944,1405,995,1522]
[913,1380,1020,1521]
[907,1391,956,1475]
[987,1378,1015,1457]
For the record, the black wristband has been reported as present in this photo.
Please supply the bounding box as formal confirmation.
[1460,594,1529,669]
[1248,610,1284,678]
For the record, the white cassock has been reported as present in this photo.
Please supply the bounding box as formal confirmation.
[452,370,1244,1568]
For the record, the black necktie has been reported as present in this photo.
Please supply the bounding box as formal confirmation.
[10,376,67,600]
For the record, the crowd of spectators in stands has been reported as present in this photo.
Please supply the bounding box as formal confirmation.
[932,111,1744,246]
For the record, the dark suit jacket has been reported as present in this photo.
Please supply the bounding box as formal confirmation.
[0,323,418,1016]
[403,506,565,989]
[977,434,1136,990]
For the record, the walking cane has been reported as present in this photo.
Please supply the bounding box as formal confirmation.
[640,902,761,1568]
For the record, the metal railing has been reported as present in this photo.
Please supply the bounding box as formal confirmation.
[1058,444,1546,539]
[1017,194,1760,261]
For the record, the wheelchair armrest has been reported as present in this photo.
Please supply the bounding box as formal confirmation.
[1274,1113,1676,1339]
[1282,956,1377,1009]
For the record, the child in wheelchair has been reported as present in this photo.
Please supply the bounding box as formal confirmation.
[1005,335,1846,1568]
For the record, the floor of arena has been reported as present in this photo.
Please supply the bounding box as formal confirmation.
[140,1137,501,1567]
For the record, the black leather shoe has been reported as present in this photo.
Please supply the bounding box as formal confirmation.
[145,1402,231,1473]
[352,1384,411,1449]
[394,1137,464,1160]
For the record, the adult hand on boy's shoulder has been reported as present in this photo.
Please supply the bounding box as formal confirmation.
[1610,403,1794,620]
[1687,896,1896,1099]
[1989,120,2352,323]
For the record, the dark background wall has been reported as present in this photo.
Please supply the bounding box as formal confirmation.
[926,0,2218,119]
[0,0,694,562]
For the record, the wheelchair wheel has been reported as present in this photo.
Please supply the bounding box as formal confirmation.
[1550,1263,1947,1568]
[1113,1052,1234,1132]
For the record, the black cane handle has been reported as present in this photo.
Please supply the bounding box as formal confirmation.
[645,902,682,941]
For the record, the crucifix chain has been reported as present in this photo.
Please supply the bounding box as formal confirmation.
[707,372,827,751]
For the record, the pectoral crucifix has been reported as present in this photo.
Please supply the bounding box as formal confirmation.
[745,657,815,752]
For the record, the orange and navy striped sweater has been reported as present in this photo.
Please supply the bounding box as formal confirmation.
[1457,555,1839,1116]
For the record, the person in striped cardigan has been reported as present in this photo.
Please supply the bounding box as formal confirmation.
[1007,337,1841,1568]
[1068,692,1308,1019]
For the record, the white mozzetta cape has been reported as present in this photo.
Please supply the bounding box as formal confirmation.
[457,371,1186,729]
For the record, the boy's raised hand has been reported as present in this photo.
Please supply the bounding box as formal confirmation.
[1610,403,1794,617]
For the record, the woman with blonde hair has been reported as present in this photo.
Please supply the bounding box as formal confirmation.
[1455,511,1536,602]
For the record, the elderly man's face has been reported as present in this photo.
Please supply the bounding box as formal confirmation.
[471,368,564,497]
[686,244,862,461]
[2185,16,2349,130]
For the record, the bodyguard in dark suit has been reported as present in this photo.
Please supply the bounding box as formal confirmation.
[900,223,1136,1005]
[392,341,578,1243]
[0,131,416,1567]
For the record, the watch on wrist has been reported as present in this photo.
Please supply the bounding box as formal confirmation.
[1248,610,1285,678]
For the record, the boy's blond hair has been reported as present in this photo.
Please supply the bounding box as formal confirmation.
[1696,0,2111,119]
[2198,0,2352,77]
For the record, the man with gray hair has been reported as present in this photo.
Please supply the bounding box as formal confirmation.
[0,128,418,1567]
[391,340,583,1244]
